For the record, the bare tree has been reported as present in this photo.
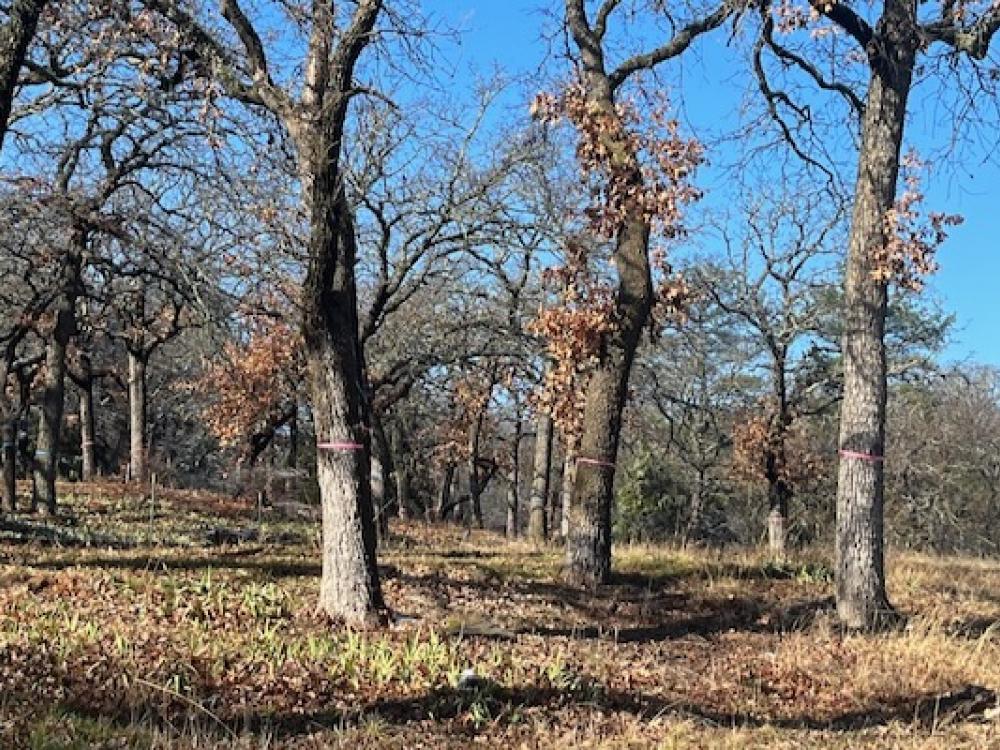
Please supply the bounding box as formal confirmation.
[753,0,1000,628]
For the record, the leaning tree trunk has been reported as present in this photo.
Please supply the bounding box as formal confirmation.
[567,208,651,586]
[303,180,385,624]
[0,0,48,151]
[527,412,553,542]
[836,25,915,629]
[127,350,147,483]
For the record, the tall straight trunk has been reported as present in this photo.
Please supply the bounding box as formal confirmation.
[303,179,384,624]
[685,469,706,545]
[371,442,388,539]
[388,420,409,520]
[395,466,410,520]
[127,350,147,483]
[79,371,96,482]
[560,447,576,539]
[527,412,553,542]
[765,447,790,558]
[467,416,486,529]
[506,418,523,539]
[505,482,518,538]
[0,0,48,150]
[371,413,394,541]
[284,409,298,494]
[1,418,15,511]
[836,12,915,629]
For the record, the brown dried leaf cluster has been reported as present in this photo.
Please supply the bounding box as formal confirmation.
[192,319,302,448]
[730,407,825,488]
[873,151,963,291]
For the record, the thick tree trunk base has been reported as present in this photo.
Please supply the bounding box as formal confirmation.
[565,521,611,588]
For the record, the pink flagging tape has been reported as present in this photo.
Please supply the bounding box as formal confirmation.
[577,456,616,469]
[317,441,365,452]
[839,449,884,463]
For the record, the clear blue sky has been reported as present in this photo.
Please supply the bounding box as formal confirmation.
[424,0,1000,367]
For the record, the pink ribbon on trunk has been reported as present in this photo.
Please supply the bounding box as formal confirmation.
[838,449,884,463]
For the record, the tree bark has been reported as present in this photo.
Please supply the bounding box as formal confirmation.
[836,7,915,629]
[371,413,395,541]
[764,440,790,557]
[31,234,81,514]
[303,181,385,624]
[527,412,553,542]
[506,418,523,538]
[127,350,148,484]
[0,0,47,151]
[1,418,15,511]
[78,364,96,482]
[434,464,456,521]
[32,335,69,513]
[567,184,650,586]
[560,446,576,539]
[467,416,486,529]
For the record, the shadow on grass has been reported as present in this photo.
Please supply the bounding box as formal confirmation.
[25,553,323,578]
[946,616,1000,640]
[42,677,999,742]
[0,517,135,550]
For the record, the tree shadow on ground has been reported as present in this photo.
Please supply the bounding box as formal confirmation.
[24,553,323,578]
[0,517,134,549]
[39,678,999,742]
[945,616,1000,640]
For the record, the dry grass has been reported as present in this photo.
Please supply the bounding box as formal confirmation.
[0,483,998,748]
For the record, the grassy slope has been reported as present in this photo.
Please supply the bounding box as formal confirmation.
[0,482,998,749]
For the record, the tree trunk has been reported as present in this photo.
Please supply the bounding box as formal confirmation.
[506,418,523,538]
[79,372,96,482]
[528,412,553,542]
[567,210,650,586]
[395,465,411,521]
[371,440,388,540]
[32,340,68,514]
[686,469,706,546]
[435,464,455,521]
[505,481,517,539]
[0,0,47,151]
[1,418,15,511]
[127,350,148,484]
[560,446,576,539]
[836,18,915,629]
[303,180,385,624]
[764,445,790,558]
[284,408,297,494]
[31,236,80,514]
[467,417,486,529]
[371,413,395,541]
